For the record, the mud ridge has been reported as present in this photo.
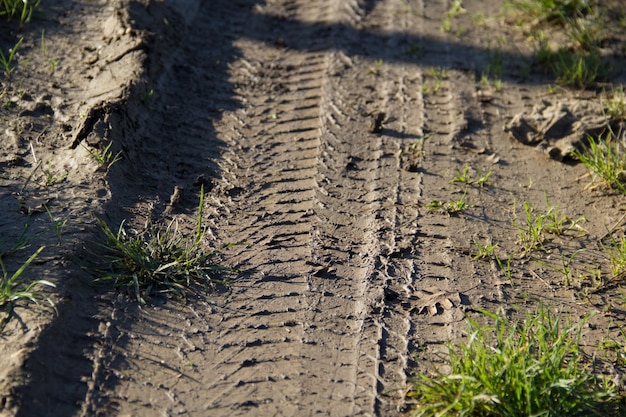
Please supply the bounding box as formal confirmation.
[2,1,152,415]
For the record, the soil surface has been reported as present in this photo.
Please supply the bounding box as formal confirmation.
[1,0,626,416]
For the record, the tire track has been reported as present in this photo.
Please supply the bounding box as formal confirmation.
[100,0,457,414]
[72,2,259,416]
[205,2,370,412]
[204,0,416,414]
[406,0,489,367]
[358,1,430,411]
[73,0,450,415]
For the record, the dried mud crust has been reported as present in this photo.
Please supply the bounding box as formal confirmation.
[1,0,626,416]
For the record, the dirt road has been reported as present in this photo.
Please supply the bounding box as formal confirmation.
[2,0,626,416]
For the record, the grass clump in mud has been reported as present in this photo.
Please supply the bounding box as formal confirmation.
[0,246,55,331]
[508,0,615,88]
[0,0,40,24]
[83,141,123,173]
[508,0,594,26]
[426,191,468,216]
[0,37,22,77]
[601,234,626,285]
[88,187,234,303]
[450,164,493,188]
[408,306,626,417]
[602,85,626,121]
[572,131,626,193]
[535,44,602,89]
[513,200,547,255]
[441,0,466,33]
[512,197,586,256]
[472,237,499,260]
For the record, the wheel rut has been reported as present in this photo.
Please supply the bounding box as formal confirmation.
[207,1,380,412]
[37,0,452,415]
[204,0,431,414]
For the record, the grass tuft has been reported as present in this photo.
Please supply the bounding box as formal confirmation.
[83,141,123,172]
[408,306,625,416]
[572,131,626,193]
[472,237,498,260]
[602,85,626,121]
[536,44,602,88]
[426,191,468,216]
[509,0,613,88]
[513,200,546,255]
[0,37,23,77]
[87,186,235,303]
[0,246,55,331]
[603,235,626,282]
[508,0,594,26]
[0,0,40,24]
[451,164,493,188]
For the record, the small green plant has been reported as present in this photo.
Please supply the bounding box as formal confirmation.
[44,205,67,243]
[88,186,234,303]
[538,249,585,286]
[368,59,383,75]
[512,196,583,256]
[441,0,466,32]
[475,169,493,187]
[543,203,569,235]
[537,46,602,88]
[408,306,625,416]
[486,48,503,80]
[496,254,514,284]
[402,135,429,158]
[472,12,487,27]
[472,237,498,260]
[572,131,626,193]
[446,193,468,214]
[0,246,55,331]
[450,164,472,185]
[547,83,560,94]
[0,37,23,77]
[0,0,40,24]
[565,14,602,50]
[40,30,56,73]
[481,73,505,92]
[83,141,123,172]
[603,85,626,120]
[0,218,36,257]
[441,17,452,32]
[510,0,608,88]
[605,235,626,280]
[600,326,626,367]
[423,68,448,94]
[513,200,546,255]
[141,88,155,108]
[428,67,448,79]
[509,0,595,27]
[41,163,68,187]
[450,164,493,187]
[426,192,468,216]
[542,194,586,235]
[425,200,444,211]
